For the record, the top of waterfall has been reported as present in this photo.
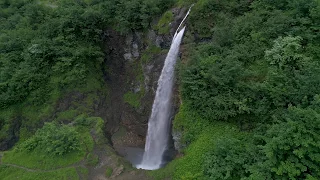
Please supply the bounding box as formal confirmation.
[173,4,194,39]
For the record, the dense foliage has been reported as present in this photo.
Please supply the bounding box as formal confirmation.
[168,0,320,179]
[0,0,174,109]
[182,0,320,123]
[19,122,80,155]
[0,0,174,156]
[1,0,320,179]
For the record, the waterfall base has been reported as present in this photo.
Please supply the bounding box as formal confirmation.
[136,164,160,170]
[115,147,144,166]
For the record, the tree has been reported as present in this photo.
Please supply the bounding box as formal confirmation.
[204,137,254,180]
[263,36,320,109]
[250,107,320,179]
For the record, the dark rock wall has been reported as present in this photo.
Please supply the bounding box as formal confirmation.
[100,7,188,151]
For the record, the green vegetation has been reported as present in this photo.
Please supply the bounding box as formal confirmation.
[0,0,176,147]
[156,0,320,179]
[86,153,99,166]
[123,45,163,109]
[56,110,79,123]
[19,122,80,155]
[1,116,105,179]
[78,167,89,179]
[1,0,320,179]
[149,109,245,179]
[141,45,162,64]
[105,167,113,177]
[0,165,78,180]
[123,63,146,108]
[155,11,174,34]
[2,121,96,170]
[123,91,141,108]
[2,150,84,171]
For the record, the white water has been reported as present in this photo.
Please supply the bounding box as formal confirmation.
[137,7,193,170]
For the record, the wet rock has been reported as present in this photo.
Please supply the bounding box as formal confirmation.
[133,84,141,93]
[101,6,189,159]
[155,36,164,47]
[172,130,185,152]
[111,165,124,178]
[123,33,140,62]
[123,53,133,61]
[170,7,188,35]
[0,116,21,151]
[147,30,157,44]
[132,43,139,58]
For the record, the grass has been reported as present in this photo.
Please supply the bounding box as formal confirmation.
[0,107,15,141]
[84,93,100,108]
[155,11,174,34]
[2,122,95,170]
[0,75,65,143]
[0,165,78,180]
[105,167,113,177]
[78,166,89,179]
[86,153,99,166]
[18,127,34,142]
[176,0,198,7]
[140,46,162,64]
[77,126,95,152]
[56,109,79,122]
[123,92,141,108]
[123,56,150,109]
[173,104,210,144]
[112,126,127,140]
[149,104,246,180]
[149,122,243,180]
[91,117,106,145]
[22,104,54,121]
[72,116,105,149]
[0,115,108,180]
[2,149,85,171]
[21,101,55,126]
[74,67,104,94]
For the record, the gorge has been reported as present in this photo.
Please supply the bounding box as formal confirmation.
[1,0,319,179]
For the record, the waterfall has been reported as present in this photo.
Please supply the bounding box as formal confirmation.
[137,6,192,170]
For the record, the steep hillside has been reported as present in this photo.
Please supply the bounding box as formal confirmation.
[151,0,320,179]
[1,0,320,180]
[0,0,178,179]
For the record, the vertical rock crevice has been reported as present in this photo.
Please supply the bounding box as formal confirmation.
[100,7,189,157]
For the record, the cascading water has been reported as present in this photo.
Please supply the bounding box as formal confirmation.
[137,6,193,170]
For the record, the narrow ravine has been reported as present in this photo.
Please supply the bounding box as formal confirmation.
[137,6,193,170]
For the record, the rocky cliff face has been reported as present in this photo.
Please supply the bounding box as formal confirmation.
[0,7,188,156]
[99,7,188,154]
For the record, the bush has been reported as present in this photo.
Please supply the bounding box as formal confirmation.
[254,107,320,179]
[204,137,254,180]
[19,122,80,156]
[155,11,173,34]
[86,153,99,166]
[105,167,113,177]
[123,91,141,108]
[74,114,92,126]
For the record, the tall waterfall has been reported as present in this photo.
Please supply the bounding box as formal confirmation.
[137,7,192,170]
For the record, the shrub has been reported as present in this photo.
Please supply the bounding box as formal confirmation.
[19,122,80,156]
[105,167,113,177]
[123,91,141,108]
[86,153,99,166]
[204,137,254,179]
[155,11,173,34]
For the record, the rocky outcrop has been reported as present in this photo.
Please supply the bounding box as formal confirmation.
[0,7,189,154]
[0,115,21,151]
[96,7,189,157]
